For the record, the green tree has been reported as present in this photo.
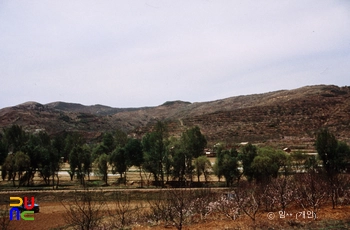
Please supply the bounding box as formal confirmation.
[52,133,66,161]
[64,132,84,162]
[315,129,339,176]
[102,132,115,153]
[3,125,28,153]
[92,143,108,158]
[2,151,30,187]
[179,126,207,182]
[2,154,15,182]
[24,132,56,186]
[251,147,288,183]
[23,133,42,185]
[114,129,128,148]
[0,134,8,181]
[239,143,257,182]
[251,155,274,183]
[214,149,239,187]
[110,147,127,184]
[96,153,109,185]
[142,122,168,187]
[34,132,61,187]
[125,138,143,168]
[124,138,144,186]
[315,129,350,208]
[171,143,187,183]
[82,145,93,181]
[181,126,207,158]
[14,151,31,186]
[337,141,350,172]
[69,145,90,185]
[0,134,8,166]
[194,155,212,183]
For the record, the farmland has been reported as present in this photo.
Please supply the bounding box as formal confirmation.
[1,187,350,230]
[1,165,350,230]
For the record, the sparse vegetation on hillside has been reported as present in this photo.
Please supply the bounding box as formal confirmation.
[0,85,349,147]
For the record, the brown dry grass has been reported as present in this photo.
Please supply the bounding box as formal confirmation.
[2,171,350,229]
[135,205,350,230]
[4,191,350,230]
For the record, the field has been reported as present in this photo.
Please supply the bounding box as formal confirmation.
[1,190,350,230]
[1,164,350,229]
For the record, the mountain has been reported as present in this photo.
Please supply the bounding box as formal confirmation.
[45,101,149,115]
[1,85,349,149]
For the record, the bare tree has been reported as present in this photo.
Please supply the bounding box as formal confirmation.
[208,193,240,220]
[0,201,12,230]
[327,173,350,209]
[190,188,216,221]
[147,188,195,230]
[233,182,259,222]
[166,188,194,230]
[260,176,295,212]
[147,190,172,225]
[335,174,350,206]
[108,191,144,229]
[61,189,106,230]
[294,172,328,218]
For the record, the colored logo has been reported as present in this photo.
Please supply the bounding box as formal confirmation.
[9,197,35,221]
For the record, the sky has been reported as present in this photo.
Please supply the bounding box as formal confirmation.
[1,0,350,109]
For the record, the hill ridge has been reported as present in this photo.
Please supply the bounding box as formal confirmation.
[1,85,349,148]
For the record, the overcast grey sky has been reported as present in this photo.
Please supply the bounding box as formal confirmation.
[1,0,349,109]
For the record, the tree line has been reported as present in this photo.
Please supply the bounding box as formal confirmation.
[1,124,350,229]
[1,123,350,194]
[0,122,207,188]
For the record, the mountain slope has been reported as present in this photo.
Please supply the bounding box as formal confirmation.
[45,101,149,115]
[0,85,349,147]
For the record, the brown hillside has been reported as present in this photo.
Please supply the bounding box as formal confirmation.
[0,85,349,148]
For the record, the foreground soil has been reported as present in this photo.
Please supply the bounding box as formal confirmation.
[6,199,350,230]
[9,202,66,230]
[2,174,350,229]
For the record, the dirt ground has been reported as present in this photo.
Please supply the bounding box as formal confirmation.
[9,202,67,230]
[7,203,350,230]
[3,190,350,230]
[2,167,350,229]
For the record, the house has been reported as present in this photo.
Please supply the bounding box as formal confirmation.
[205,151,216,157]
[239,142,249,146]
[283,147,291,153]
[204,148,216,157]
